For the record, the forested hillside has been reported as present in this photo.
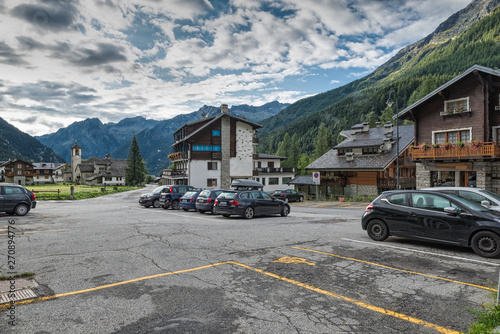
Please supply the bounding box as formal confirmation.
[258,4,500,161]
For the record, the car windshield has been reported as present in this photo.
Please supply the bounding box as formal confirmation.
[478,189,500,202]
[199,190,210,198]
[446,193,490,212]
[218,192,237,199]
[183,191,196,198]
[153,187,166,194]
[273,190,284,194]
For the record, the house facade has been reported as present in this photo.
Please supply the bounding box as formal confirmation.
[4,159,35,185]
[69,144,126,186]
[306,122,415,198]
[253,153,295,192]
[32,162,61,184]
[161,104,262,189]
[398,65,500,192]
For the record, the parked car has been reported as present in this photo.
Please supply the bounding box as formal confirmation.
[362,190,500,258]
[139,186,171,208]
[421,187,500,212]
[179,190,202,211]
[0,183,36,216]
[272,189,304,202]
[159,185,196,210]
[196,189,226,214]
[214,189,290,219]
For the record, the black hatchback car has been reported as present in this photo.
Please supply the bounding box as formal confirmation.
[214,190,290,219]
[272,189,304,202]
[362,190,500,258]
[196,189,226,214]
[0,184,36,216]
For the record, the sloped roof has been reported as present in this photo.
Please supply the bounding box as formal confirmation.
[256,153,287,160]
[397,64,500,119]
[33,162,59,170]
[288,175,314,185]
[335,125,390,149]
[307,124,414,171]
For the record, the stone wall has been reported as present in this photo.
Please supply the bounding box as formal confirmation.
[220,116,231,189]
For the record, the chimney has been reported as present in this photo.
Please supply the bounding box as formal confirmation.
[362,122,369,132]
[384,121,393,137]
[383,138,393,151]
[375,121,381,127]
[201,112,205,119]
[345,152,354,162]
[221,104,229,114]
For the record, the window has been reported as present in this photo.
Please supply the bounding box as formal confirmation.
[362,147,378,155]
[105,177,112,181]
[411,193,451,212]
[212,130,221,136]
[45,176,49,179]
[387,193,408,206]
[207,178,217,187]
[282,177,292,184]
[338,148,352,155]
[433,129,471,144]
[435,133,445,144]
[193,145,220,151]
[17,171,22,175]
[445,98,469,113]
[269,177,279,185]
[268,162,275,168]
[207,162,218,170]
[17,164,22,168]
[4,187,24,195]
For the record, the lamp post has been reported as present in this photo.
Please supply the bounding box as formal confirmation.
[386,90,400,190]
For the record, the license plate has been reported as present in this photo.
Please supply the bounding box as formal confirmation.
[220,202,227,206]
[199,200,205,203]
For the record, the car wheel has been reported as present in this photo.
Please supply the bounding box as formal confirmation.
[222,214,231,217]
[471,231,500,258]
[199,210,206,214]
[243,207,254,219]
[281,205,289,217]
[162,205,169,210]
[366,219,389,241]
[211,206,216,215]
[299,196,304,202]
[15,204,29,216]
[144,205,151,208]
[152,199,160,208]
[171,200,180,210]
[183,208,189,212]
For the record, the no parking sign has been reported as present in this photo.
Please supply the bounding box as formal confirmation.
[312,172,320,185]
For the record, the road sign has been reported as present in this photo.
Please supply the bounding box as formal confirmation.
[312,172,320,185]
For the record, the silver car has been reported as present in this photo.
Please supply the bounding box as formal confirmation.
[421,187,500,211]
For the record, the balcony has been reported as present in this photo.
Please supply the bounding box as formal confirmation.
[256,167,294,174]
[252,137,259,144]
[168,152,187,161]
[412,142,500,160]
[162,169,187,177]
[377,177,416,189]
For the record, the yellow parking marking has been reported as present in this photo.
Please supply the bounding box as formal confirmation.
[0,259,461,333]
[272,256,316,266]
[293,246,495,292]
[228,261,459,334]
[0,229,70,236]
[0,262,229,311]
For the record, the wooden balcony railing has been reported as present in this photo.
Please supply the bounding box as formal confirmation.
[162,169,187,177]
[412,142,500,160]
[377,177,416,189]
[168,152,187,161]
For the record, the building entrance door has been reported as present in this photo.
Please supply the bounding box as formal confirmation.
[460,171,476,187]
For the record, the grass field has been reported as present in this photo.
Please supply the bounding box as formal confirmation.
[27,183,143,200]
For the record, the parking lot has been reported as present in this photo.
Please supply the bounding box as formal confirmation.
[1,185,499,333]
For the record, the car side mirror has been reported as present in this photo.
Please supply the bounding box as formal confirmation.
[481,200,491,208]
[444,207,459,215]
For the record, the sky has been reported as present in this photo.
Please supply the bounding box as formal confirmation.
[0,0,472,136]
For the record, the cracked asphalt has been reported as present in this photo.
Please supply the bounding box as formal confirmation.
[1,184,499,333]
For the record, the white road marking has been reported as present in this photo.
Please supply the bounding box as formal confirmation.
[342,238,500,266]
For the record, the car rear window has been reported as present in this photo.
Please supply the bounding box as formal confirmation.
[153,187,167,194]
[218,192,237,199]
[199,190,210,198]
[183,191,196,198]
[4,187,24,195]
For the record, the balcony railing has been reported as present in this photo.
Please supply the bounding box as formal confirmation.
[412,142,500,160]
[252,137,259,144]
[162,169,187,177]
[168,152,187,161]
[377,177,416,189]
[256,167,295,174]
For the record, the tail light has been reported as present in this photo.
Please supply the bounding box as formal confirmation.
[229,200,239,206]
[190,198,195,202]
[169,188,173,193]
[365,204,373,212]
[207,198,212,203]
[214,199,219,205]
[32,193,36,201]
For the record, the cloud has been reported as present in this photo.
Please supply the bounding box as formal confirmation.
[0,41,29,65]
[10,1,78,32]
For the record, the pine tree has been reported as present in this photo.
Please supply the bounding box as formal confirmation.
[289,133,300,168]
[297,154,311,175]
[276,132,291,158]
[314,123,330,159]
[125,134,147,186]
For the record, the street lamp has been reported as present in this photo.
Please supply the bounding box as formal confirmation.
[386,90,400,190]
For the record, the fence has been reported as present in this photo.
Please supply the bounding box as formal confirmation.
[31,189,60,199]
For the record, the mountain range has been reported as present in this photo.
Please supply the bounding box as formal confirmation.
[34,101,289,174]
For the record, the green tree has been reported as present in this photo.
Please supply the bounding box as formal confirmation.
[297,154,312,175]
[276,132,291,158]
[379,106,394,124]
[125,134,148,186]
[288,133,301,168]
[314,123,330,159]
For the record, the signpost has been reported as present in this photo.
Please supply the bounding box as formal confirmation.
[313,172,320,200]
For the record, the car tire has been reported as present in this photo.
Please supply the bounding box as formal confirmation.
[183,208,189,212]
[222,214,231,217]
[211,206,216,215]
[152,200,160,208]
[15,204,29,216]
[199,210,206,214]
[299,196,304,202]
[243,207,254,219]
[281,205,289,217]
[162,205,169,210]
[171,200,180,210]
[367,219,389,241]
[471,231,500,258]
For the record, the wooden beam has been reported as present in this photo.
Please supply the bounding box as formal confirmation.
[435,163,473,170]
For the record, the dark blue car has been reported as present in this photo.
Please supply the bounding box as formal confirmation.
[179,190,202,212]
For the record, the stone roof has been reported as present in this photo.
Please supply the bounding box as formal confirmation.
[256,153,287,160]
[307,124,414,171]
[288,175,314,185]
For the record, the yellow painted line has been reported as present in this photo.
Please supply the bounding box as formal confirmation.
[293,246,495,292]
[0,229,70,236]
[272,256,316,266]
[228,260,459,334]
[0,262,229,311]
